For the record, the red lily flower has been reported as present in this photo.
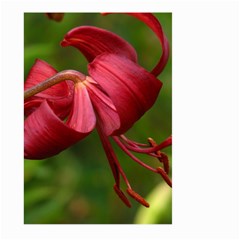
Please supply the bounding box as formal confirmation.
[24,13,171,207]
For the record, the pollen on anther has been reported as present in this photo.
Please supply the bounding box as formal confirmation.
[113,184,131,208]
[126,188,150,208]
[157,167,172,187]
[148,137,162,159]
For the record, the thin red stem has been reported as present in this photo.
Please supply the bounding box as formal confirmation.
[126,188,149,208]
[97,126,120,188]
[157,167,172,187]
[123,135,172,154]
[120,135,149,147]
[113,136,158,174]
[97,127,131,189]
[24,70,86,100]
[119,136,167,163]
[113,184,131,208]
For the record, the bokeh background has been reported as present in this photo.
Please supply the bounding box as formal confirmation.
[24,13,172,224]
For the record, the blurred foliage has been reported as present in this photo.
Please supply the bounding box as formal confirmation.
[24,13,172,224]
[134,182,172,224]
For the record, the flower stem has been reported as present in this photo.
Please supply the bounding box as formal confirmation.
[24,70,86,100]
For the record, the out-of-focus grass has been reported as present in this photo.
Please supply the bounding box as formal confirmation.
[24,13,172,224]
[134,182,172,224]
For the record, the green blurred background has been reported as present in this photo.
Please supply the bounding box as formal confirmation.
[24,13,172,224]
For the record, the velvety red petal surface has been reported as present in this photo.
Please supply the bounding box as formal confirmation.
[66,82,96,133]
[61,26,137,63]
[24,59,74,118]
[24,59,73,98]
[86,77,121,136]
[103,13,169,76]
[24,99,96,159]
[127,13,169,76]
[24,98,42,116]
[88,54,162,135]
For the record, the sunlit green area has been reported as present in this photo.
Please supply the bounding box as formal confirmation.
[24,13,172,224]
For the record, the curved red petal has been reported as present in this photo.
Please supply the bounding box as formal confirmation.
[66,82,96,133]
[102,13,169,76]
[24,98,42,116]
[24,100,96,160]
[61,26,137,63]
[25,59,71,97]
[24,59,74,118]
[86,77,121,136]
[88,54,162,135]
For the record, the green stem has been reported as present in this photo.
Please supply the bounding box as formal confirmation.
[24,70,86,100]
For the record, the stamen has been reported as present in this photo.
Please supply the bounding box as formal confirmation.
[156,167,172,187]
[113,136,159,174]
[97,127,120,188]
[127,188,150,208]
[114,136,172,187]
[148,153,164,158]
[159,152,169,174]
[147,138,169,174]
[120,136,166,164]
[120,135,149,147]
[148,137,161,157]
[113,184,131,208]
[123,135,172,154]
[97,126,132,189]
[98,127,172,207]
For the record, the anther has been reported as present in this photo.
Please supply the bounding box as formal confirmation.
[113,184,131,208]
[159,152,170,174]
[148,137,161,158]
[156,167,172,187]
[126,188,150,208]
[148,137,170,174]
